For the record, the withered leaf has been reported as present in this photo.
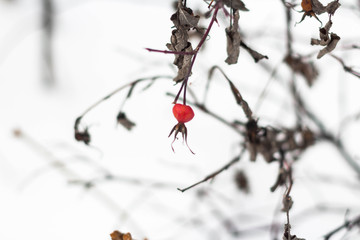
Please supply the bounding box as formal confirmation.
[240,41,268,63]
[282,224,306,240]
[223,0,249,11]
[225,10,241,64]
[317,33,340,59]
[310,19,340,58]
[167,2,197,83]
[74,129,91,145]
[170,43,193,83]
[311,20,332,46]
[285,55,318,86]
[234,170,250,193]
[228,80,253,119]
[311,0,341,15]
[282,195,293,212]
[117,112,136,131]
[110,231,133,240]
[178,7,200,29]
[208,66,253,119]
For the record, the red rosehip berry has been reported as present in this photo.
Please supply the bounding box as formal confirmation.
[172,104,194,123]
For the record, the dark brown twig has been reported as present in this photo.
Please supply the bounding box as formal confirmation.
[177,148,245,192]
[323,214,360,240]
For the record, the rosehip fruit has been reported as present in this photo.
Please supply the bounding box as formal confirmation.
[172,104,194,123]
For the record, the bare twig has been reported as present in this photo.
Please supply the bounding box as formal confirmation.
[41,0,55,86]
[177,148,245,192]
[330,54,360,79]
[323,214,360,240]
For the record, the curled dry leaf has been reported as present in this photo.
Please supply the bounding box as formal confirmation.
[74,118,91,145]
[208,66,253,119]
[310,20,332,46]
[223,0,249,11]
[178,6,200,29]
[245,122,316,165]
[166,2,199,83]
[317,33,340,59]
[74,129,91,145]
[234,169,250,193]
[311,20,340,59]
[282,195,293,212]
[225,10,241,64]
[285,55,318,86]
[283,224,306,240]
[117,112,136,130]
[311,0,341,15]
[240,41,268,63]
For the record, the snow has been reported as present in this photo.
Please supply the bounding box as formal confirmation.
[0,0,360,240]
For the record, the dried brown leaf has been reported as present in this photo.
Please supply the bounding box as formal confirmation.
[178,7,200,29]
[223,0,249,11]
[170,43,194,83]
[282,195,293,212]
[117,112,136,131]
[285,55,318,86]
[311,0,340,15]
[225,10,241,64]
[167,3,198,83]
[240,41,268,63]
[228,80,253,119]
[283,224,306,240]
[234,170,250,193]
[311,20,332,46]
[317,33,340,59]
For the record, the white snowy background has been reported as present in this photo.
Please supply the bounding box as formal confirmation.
[0,0,360,240]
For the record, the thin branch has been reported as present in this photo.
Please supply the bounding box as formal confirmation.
[74,75,172,130]
[280,0,293,56]
[330,54,360,79]
[323,214,360,240]
[177,148,245,192]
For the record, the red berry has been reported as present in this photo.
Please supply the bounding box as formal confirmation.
[172,104,194,123]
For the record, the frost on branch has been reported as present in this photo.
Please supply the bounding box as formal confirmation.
[166,2,199,83]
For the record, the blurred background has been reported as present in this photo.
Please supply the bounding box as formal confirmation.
[0,0,360,239]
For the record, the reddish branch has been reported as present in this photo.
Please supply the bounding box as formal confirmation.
[147,2,222,106]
